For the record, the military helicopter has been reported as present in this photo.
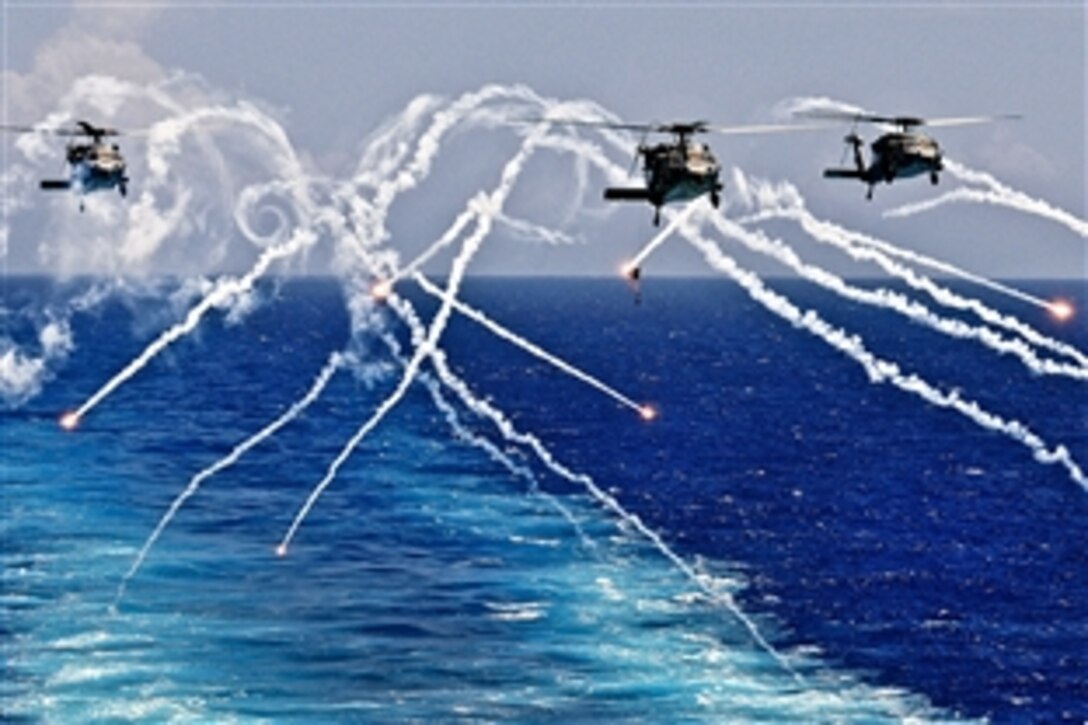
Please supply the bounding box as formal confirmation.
[532,118,831,226]
[794,110,1019,200]
[1,120,131,211]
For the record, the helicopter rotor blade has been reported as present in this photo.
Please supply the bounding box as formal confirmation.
[1,121,127,138]
[791,109,919,128]
[793,109,1020,130]
[920,114,1022,128]
[0,124,54,135]
[518,118,659,133]
[521,118,838,138]
[705,121,839,136]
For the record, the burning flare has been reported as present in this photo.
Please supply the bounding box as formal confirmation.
[59,411,80,431]
[639,404,657,421]
[1048,299,1074,322]
[371,279,393,301]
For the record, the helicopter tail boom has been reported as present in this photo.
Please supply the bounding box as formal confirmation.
[39,180,72,191]
[604,187,653,201]
[822,169,865,180]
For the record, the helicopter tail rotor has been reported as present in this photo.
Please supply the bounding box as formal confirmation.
[823,134,866,180]
[841,133,865,175]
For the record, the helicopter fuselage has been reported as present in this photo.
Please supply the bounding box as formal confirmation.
[605,138,722,225]
[823,130,943,199]
[65,141,128,195]
[644,141,721,204]
[867,132,942,183]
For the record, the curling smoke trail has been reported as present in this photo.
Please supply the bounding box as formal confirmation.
[697,208,1088,381]
[278,123,549,553]
[115,350,347,601]
[59,93,339,424]
[341,85,571,291]
[347,84,543,254]
[69,228,319,425]
[671,211,1088,493]
[885,159,1088,238]
[322,115,800,677]
[413,272,651,415]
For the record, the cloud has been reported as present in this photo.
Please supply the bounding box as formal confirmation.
[0,315,74,408]
[71,0,170,41]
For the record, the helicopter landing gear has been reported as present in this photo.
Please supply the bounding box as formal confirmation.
[653,207,661,227]
[710,190,721,209]
[119,179,128,197]
[866,185,874,201]
[929,170,939,185]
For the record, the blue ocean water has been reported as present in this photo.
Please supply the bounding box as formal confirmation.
[2,276,1086,721]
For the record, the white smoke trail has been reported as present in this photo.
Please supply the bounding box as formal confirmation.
[277,237,480,554]
[737,206,1057,312]
[885,159,1088,239]
[340,201,802,676]
[290,114,795,671]
[413,272,652,416]
[67,227,318,426]
[373,204,477,289]
[672,212,1087,492]
[416,301,805,682]
[278,123,550,553]
[19,76,287,275]
[115,350,347,602]
[336,85,569,292]
[518,118,1088,488]
[77,86,564,425]
[697,208,1088,381]
[53,87,343,424]
[628,200,702,271]
[725,175,1088,370]
[349,84,543,246]
[547,131,1087,377]
[773,96,873,122]
[497,213,579,246]
[378,318,601,556]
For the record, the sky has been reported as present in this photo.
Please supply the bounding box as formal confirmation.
[1,1,1084,279]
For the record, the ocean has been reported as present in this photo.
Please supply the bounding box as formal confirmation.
[2,275,1086,722]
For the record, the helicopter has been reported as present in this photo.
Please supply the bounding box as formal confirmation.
[1,120,130,211]
[532,118,831,226]
[794,110,1019,200]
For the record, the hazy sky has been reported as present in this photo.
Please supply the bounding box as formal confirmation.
[2,1,1084,278]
